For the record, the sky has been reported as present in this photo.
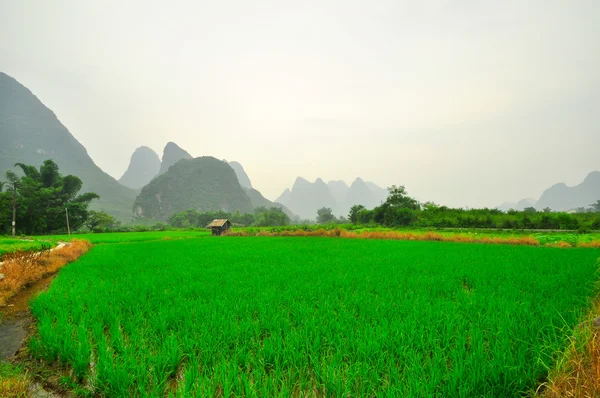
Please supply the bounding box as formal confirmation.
[1,0,599,207]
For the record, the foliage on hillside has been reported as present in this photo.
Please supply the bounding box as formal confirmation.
[0,160,99,234]
[133,157,253,221]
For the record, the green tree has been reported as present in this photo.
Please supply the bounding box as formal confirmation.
[317,207,336,224]
[255,207,289,227]
[385,185,419,210]
[2,160,99,234]
[85,210,118,231]
[348,204,365,224]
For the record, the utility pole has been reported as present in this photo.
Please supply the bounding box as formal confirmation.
[65,208,71,238]
[11,182,16,238]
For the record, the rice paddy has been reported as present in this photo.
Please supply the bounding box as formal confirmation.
[28,236,600,397]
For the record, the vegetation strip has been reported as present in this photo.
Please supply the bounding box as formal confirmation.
[225,228,600,248]
[0,240,91,307]
[539,261,600,397]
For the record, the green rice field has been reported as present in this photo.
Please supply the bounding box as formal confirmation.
[0,238,49,256]
[29,237,600,397]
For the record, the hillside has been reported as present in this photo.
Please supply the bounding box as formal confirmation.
[275,177,337,220]
[228,161,253,189]
[118,146,161,189]
[158,142,192,175]
[340,178,387,215]
[536,171,600,211]
[244,187,296,220]
[327,180,349,203]
[133,156,253,220]
[0,72,137,221]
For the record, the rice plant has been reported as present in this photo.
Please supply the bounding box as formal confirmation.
[29,237,600,396]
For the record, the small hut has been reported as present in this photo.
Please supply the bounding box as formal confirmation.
[206,219,231,236]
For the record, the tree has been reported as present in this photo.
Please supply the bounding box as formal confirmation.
[384,185,419,210]
[254,207,289,226]
[590,200,600,212]
[1,160,99,234]
[348,204,365,224]
[523,207,537,213]
[85,210,118,231]
[316,207,336,224]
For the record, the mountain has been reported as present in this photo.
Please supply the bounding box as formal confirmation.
[227,161,253,189]
[118,146,161,189]
[365,182,389,202]
[497,198,537,211]
[0,72,137,221]
[275,177,337,220]
[341,178,387,215]
[158,142,192,175]
[133,156,253,220]
[243,187,296,220]
[327,180,349,203]
[536,171,600,211]
[276,177,388,220]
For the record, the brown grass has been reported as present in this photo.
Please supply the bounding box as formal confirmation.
[0,240,90,306]
[580,240,600,249]
[539,298,600,397]
[227,228,542,246]
[0,372,28,398]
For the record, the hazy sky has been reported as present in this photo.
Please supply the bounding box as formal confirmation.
[1,0,599,207]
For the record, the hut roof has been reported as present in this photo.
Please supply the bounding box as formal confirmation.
[206,219,230,228]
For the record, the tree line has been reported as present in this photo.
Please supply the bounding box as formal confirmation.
[168,206,290,228]
[346,186,600,231]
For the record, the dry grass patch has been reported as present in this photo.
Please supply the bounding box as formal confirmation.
[0,362,28,398]
[539,298,600,397]
[580,240,600,249]
[0,240,90,306]
[233,228,543,246]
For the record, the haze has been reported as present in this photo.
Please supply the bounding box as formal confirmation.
[1,0,599,207]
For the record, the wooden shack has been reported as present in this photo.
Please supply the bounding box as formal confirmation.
[206,219,231,236]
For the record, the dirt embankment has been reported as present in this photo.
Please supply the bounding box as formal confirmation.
[0,241,91,397]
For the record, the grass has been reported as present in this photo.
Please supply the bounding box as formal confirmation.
[0,238,49,257]
[0,240,91,306]
[28,237,600,397]
[540,283,600,397]
[34,230,211,244]
[227,226,600,248]
[0,361,28,398]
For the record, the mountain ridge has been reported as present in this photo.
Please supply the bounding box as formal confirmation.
[0,72,137,221]
[118,146,161,189]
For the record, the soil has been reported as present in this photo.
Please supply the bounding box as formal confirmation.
[0,272,63,397]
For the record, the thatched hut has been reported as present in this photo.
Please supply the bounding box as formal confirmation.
[206,219,231,236]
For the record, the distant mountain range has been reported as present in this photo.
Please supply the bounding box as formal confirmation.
[536,171,600,211]
[496,198,537,212]
[276,177,388,220]
[2,71,596,223]
[497,171,600,212]
[0,72,138,221]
